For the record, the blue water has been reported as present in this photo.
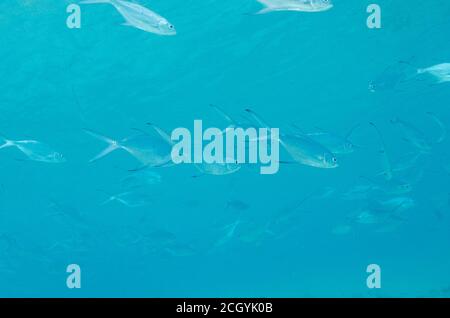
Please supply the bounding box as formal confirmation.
[1,0,450,297]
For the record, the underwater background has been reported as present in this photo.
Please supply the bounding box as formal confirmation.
[1,0,450,297]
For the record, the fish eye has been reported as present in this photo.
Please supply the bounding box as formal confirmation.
[169,25,174,29]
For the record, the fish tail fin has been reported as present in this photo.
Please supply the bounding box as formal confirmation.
[84,129,121,163]
[255,8,272,15]
[100,197,114,206]
[97,189,114,206]
[146,123,172,144]
[244,108,271,129]
[0,134,14,150]
[417,68,426,74]
[210,104,235,125]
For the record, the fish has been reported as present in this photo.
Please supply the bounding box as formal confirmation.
[384,152,423,176]
[368,196,415,215]
[0,136,65,163]
[213,218,243,248]
[370,122,394,180]
[121,169,162,190]
[265,190,318,239]
[256,0,333,14]
[84,126,172,168]
[368,61,417,93]
[360,176,412,195]
[100,190,153,208]
[80,0,176,35]
[417,63,450,83]
[238,221,273,245]
[300,124,360,155]
[350,196,413,226]
[48,199,87,226]
[164,242,197,257]
[245,109,338,169]
[391,113,446,153]
[194,159,241,176]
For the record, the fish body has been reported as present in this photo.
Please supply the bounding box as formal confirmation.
[244,109,337,169]
[121,169,162,189]
[0,138,65,163]
[281,133,338,168]
[81,0,176,35]
[101,190,153,208]
[368,197,415,214]
[194,160,241,176]
[368,61,414,93]
[361,176,412,195]
[84,129,172,167]
[417,63,450,83]
[256,0,333,14]
[391,118,432,153]
[164,242,196,257]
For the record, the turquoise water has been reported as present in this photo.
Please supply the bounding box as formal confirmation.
[1,0,450,297]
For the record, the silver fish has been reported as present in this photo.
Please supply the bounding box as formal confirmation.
[0,136,65,163]
[121,169,162,190]
[84,126,172,168]
[238,221,273,245]
[417,63,450,83]
[256,0,333,14]
[214,218,242,248]
[245,109,338,169]
[194,159,241,176]
[100,190,153,208]
[368,61,416,93]
[48,199,86,226]
[81,0,176,35]
[164,242,196,257]
[193,107,243,177]
[391,113,446,153]
[360,176,412,195]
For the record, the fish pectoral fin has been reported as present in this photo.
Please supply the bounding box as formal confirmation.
[278,160,297,165]
[255,8,273,14]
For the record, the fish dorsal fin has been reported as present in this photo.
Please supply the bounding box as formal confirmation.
[146,123,173,145]
[345,123,360,140]
[244,109,271,129]
[210,104,235,126]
